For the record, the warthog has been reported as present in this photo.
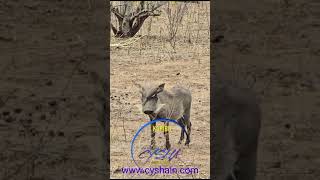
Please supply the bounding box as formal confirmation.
[213,79,261,180]
[135,82,192,149]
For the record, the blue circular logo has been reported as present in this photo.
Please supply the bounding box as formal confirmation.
[130,118,188,167]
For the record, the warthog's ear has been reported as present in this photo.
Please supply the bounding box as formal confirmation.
[156,83,165,93]
[133,82,143,94]
[133,82,141,88]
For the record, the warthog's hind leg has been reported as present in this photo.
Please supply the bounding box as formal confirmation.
[179,114,191,146]
[185,121,191,146]
[178,118,185,144]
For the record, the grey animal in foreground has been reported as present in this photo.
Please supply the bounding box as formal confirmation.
[135,82,192,149]
[214,80,261,180]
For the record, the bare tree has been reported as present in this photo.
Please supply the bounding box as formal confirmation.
[110,1,168,38]
[164,2,188,50]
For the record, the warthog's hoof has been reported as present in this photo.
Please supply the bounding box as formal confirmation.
[166,143,171,149]
[150,143,156,150]
[185,140,190,146]
[178,140,182,144]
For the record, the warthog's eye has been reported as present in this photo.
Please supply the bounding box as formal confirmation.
[146,94,157,100]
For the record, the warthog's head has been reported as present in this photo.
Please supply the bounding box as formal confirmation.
[135,82,166,118]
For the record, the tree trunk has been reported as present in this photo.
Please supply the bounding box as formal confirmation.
[111,1,167,38]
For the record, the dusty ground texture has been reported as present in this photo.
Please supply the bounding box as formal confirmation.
[0,0,107,180]
[110,2,210,179]
[214,0,320,179]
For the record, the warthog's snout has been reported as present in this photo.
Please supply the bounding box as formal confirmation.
[143,110,153,115]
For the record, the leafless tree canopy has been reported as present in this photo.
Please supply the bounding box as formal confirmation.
[110,1,168,38]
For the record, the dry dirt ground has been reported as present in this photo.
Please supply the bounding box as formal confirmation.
[110,2,210,179]
[215,0,320,179]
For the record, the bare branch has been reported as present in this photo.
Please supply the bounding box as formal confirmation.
[110,23,118,35]
[130,1,166,21]
[130,9,161,21]
[131,15,149,37]
[149,1,168,11]
[111,7,124,20]
[140,1,145,10]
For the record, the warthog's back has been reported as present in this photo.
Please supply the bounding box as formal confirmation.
[157,85,192,120]
[171,85,192,110]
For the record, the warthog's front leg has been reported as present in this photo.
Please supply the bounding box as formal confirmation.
[150,122,156,149]
[178,127,185,144]
[164,121,171,149]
